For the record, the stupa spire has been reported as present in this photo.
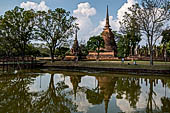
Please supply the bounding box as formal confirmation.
[105,5,110,28]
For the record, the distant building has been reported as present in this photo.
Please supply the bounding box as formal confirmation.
[70,30,80,56]
[64,30,81,60]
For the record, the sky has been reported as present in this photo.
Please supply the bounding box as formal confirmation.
[0,0,140,42]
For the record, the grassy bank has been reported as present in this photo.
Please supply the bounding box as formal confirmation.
[45,61,170,70]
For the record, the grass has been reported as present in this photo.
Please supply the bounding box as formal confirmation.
[45,60,170,70]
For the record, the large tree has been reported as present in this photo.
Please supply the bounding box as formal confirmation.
[127,0,170,65]
[0,7,35,58]
[161,29,170,61]
[120,13,141,56]
[117,34,131,57]
[87,35,104,60]
[35,9,76,62]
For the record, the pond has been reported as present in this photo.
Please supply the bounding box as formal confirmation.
[0,70,170,113]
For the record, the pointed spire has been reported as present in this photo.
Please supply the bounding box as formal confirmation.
[105,5,110,28]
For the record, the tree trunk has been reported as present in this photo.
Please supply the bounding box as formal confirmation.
[96,48,100,61]
[50,48,54,63]
[164,45,167,62]
[149,46,153,65]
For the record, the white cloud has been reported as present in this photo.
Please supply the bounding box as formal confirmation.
[20,1,49,11]
[91,16,120,36]
[92,0,137,37]
[73,2,96,41]
[73,2,96,17]
[117,0,137,22]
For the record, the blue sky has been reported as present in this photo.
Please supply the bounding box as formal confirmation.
[0,0,139,41]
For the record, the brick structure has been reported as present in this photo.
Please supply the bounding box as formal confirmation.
[101,6,117,52]
[71,30,80,56]
[87,6,117,60]
[64,30,80,60]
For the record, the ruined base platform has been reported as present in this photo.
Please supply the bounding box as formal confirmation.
[87,51,118,60]
[64,56,77,61]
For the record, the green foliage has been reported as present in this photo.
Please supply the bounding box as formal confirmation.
[0,6,76,59]
[120,11,141,56]
[87,35,104,52]
[126,0,170,65]
[86,88,104,105]
[87,35,104,60]
[25,44,40,57]
[162,29,170,56]
[0,73,77,113]
[79,44,89,56]
[0,6,35,57]
[115,78,141,108]
[162,29,170,44]
[117,34,130,57]
[55,47,70,58]
[35,8,77,62]
[31,74,77,113]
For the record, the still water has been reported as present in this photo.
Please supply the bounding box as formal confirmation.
[0,70,170,113]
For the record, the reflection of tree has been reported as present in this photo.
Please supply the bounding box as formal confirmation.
[161,97,170,112]
[0,73,36,113]
[146,79,160,113]
[70,75,82,99]
[166,79,170,88]
[115,78,141,108]
[32,74,77,113]
[86,85,104,105]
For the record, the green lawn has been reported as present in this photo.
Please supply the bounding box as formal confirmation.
[45,61,170,70]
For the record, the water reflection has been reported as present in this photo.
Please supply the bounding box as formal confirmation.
[0,73,36,113]
[0,71,170,113]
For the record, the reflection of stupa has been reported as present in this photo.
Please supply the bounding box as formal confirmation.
[97,76,117,113]
[70,76,82,99]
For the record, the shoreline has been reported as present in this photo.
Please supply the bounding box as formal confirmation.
[42,65,170,75]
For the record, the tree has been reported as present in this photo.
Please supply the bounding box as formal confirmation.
[0,73,37,113]
[32,74,77,113]
[162,29,170,60]
[127,0,170,65]
[120,13,141,56]
[162,29,170,44]
[33,43,51,57]
[25,44,40,57]
[87,35,104,60]
[117,34,131,57]
[35,9,77,62]
[55,47,70,59]
[0,7,35,58]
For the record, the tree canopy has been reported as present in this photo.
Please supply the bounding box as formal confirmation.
[125,0,170,65]
[0,6,35,57]
[35,8,77,62]
[87,35,104,60]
